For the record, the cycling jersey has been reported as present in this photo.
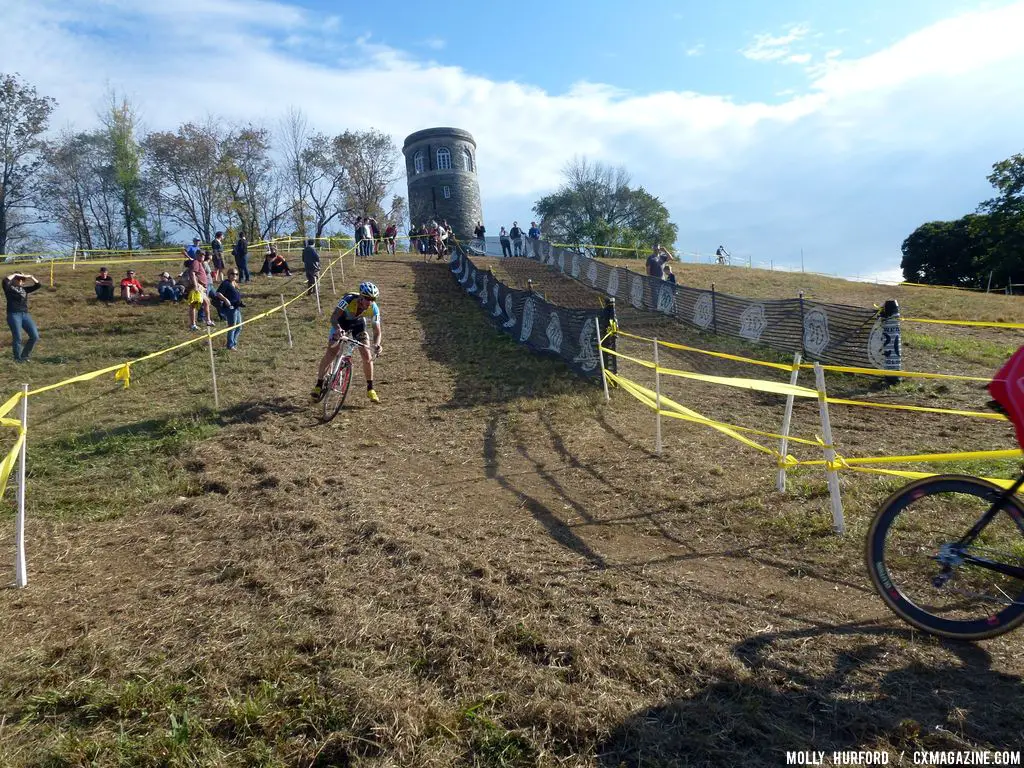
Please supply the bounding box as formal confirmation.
[336,293,380,322]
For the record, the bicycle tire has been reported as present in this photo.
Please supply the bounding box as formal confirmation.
[866,474,1024,641]
[321,359,352,423]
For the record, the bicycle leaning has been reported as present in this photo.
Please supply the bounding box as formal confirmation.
[865,347,1024,641]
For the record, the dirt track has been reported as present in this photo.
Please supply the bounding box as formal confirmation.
[1,253,1021,765]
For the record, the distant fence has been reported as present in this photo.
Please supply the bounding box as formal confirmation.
[449,246,610,380]
[507,239,901,370]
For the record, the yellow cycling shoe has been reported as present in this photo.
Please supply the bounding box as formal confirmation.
[367,389,380,403]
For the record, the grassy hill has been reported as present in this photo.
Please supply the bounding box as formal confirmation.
[0,254,1021,766]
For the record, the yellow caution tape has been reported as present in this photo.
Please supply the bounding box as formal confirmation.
[795,447,1021,468]
[657,364,819,398]
[616,330,794,371]
[605,370,804,460]
[824,397,1007,421]
[903,317,1024,330]
[616,327,989,382]
[830,464,1018,490]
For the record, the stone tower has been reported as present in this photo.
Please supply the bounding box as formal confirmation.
[402,127,482,241]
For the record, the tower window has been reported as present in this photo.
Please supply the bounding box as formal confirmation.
[436,147,451,170]
[443,185,451,199]
[413,151,425,174]
[463,147,473,172]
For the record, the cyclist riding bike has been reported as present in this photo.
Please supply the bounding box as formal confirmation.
[310,281,383,403]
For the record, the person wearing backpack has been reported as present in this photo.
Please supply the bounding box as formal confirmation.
[232,232,250,283]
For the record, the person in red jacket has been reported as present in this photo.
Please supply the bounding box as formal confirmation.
[120,270,145,304]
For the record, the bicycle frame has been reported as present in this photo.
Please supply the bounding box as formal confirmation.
[941,470,1024,582]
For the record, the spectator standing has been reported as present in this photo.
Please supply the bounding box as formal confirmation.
[499,226,512,257]
[186,237,201,259]
[408,224,419,253]
[353,217,363,254]
[646,244,673,277]
[369,217,381,254]
[95,267,114,301]
[527,221,541,257]
[215,268,244,350]
[120,269,144,303]
[210,231,225,280]
[186,253,215,330]
[509,221,524,256]
[3,272,41,362]
[232,232,250,282]
[384,222,397,254]
[663,264,677,284]
[474,221,486,246]
[361,219,374,257]
[302,238,321,295]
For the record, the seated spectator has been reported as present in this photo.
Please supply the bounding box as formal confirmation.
[269,250,292,276]
[157,271,184,302]
[95,267,114,301]
[259,244,277,276]
[120,270,144,303]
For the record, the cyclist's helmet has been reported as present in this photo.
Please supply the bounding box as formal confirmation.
[359,281,379,301]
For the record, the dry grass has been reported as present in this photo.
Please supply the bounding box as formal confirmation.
[0,252,1021,766]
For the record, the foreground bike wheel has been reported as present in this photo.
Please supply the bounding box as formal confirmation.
[321,359,352,423]
[866,474,1024,640]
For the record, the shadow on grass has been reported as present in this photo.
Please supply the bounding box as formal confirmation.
[599,622,1023,767]
[410,260,588,408]
[483,414,607,570]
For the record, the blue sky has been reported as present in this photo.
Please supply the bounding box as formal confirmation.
[4,0,1024,280]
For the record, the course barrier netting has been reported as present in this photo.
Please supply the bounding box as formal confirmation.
[600,325,1021,534]
[508,239,900,370]
[449,244,611,380]
[1,242,362,587]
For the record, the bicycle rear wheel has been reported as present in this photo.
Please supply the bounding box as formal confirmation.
[866,474,1024,640]
[321,359,352,422]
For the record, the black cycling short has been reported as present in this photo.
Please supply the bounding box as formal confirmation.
[332,315,368,344]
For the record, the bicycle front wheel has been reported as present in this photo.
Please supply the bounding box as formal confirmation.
[866,474,1024,641]
[321,359,352,423]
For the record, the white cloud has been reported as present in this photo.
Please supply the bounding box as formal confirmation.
[3,0,1024,275]
[685,43,705,57]
[741,23,810,62]
[422,37,446,51]
[786,53,812,64]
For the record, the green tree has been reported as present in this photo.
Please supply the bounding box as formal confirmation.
[103,94,147,250]
[0,73,56,254]
[900,215,991,286]
[978,153,1024,285]
[334,128,403,223]
[532,157,677,256]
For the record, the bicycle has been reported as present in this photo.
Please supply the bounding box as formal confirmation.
[866,391,1024,640]
[318,332,376,423]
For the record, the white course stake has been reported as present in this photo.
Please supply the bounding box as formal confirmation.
[654,337,663,455]
[314,270,322,316]
[776,352,803,492]
[280,294,293,349]
[595,317,610,402]
[15,385,28,588]
[329,263,337,295]
[206,327,220,409]
[813,362,845,534]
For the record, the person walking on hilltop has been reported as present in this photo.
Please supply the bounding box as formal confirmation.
[3,271,42,362]
[302,238,321,295]
[499,226,512,258]
[233,231,250,282]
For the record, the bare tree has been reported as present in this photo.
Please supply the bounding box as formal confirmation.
[334,128,403,222]
[39,130,115,249]
[0,73,56,254]
[279,106,311,236]
[143,118,230,242]
[302,132,346,238]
